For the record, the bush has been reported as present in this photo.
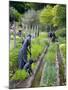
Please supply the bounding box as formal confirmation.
[59,44,66,58]
[9,43,22,77]
[11,69,28,80]
[59,43,66,64]
[10,7,21,22]
[31,44,43,60]
[9,48,19,73]
[59,44,66,84]
[30,32,49,60]
[55,28,66,37]
[58,37,66,44]
[32,32,49,47]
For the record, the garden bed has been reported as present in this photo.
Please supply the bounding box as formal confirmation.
[57,44,66,85]
[9,46,48,88]
[40,43,57,86]
[9,32,49,88]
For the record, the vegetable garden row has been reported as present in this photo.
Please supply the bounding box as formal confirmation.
[9,32,49,85]
[9,28,66,88]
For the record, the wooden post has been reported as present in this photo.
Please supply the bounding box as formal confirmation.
[25,25,27,36]
[34,25,36,37]
[37,25,39,36]
[29,25,31,34]
[14,21,16,48]
[32,25,33,34]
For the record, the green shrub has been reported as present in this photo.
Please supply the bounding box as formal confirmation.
[32,63,36,69]
[31,44,43,60]
[30,32,49,60]
[59,44,66,58]
[55,28,66,37]
[59,43,66,64]
[9,43,22,75]
[9,48,19,73]
[11,69,28,80]
[58,37,66,44]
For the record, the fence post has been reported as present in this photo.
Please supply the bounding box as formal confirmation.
[14,21,16,48]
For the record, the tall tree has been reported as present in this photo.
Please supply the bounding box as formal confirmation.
[22,9,39,25]
[9,7,21,22]
[39,5,53,24]
[52,5,66,27]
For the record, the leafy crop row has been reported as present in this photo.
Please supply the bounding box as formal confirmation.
[40,43,57,86]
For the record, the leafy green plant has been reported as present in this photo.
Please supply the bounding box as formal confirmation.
[59,43,66,65]
[40,43,57,86]
[10,48,19,73]
[11,69,28,80]
[45,43,57,64]
[31,44,43,59]
[40,63,56,86]
[58,37,66,44]
[59,44,66,58]
[55,28,66,37]
[10,7,21,22]
[44,64,56,86]
[9,42,22,78]
[45,52,56,64]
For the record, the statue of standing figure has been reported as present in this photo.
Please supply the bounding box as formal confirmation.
[18,34,31,69]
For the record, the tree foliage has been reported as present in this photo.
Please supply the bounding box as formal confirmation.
[39,5,53,24]
[9,7,21,22]
[9,1,66,28]
[52,5,66,27]
[22,9,39,25]
[39,5,66,27]
[9,1,46,14]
